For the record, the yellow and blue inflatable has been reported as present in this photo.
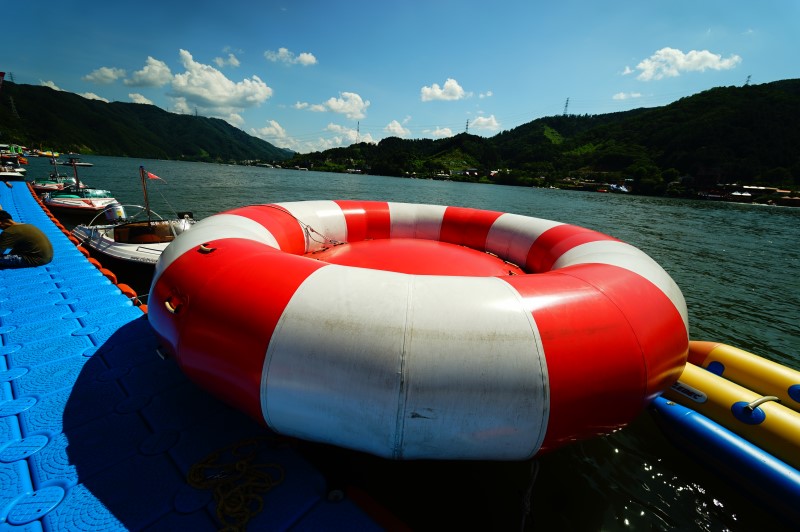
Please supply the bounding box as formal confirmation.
[652,341,800,523]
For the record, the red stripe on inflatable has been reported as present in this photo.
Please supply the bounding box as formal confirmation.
[149,238,327,422]
[505,263,687,452]
[440,206,503,251]
[526,224,619,273]
[225,204,307,254]
[335,200,392,242]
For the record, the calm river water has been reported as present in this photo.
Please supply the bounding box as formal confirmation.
[30,155,800,530]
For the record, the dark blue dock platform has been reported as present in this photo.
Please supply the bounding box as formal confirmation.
[0,181,385,530]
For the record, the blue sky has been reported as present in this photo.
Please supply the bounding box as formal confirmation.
[4,1,797,153]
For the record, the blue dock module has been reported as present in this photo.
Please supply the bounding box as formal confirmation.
[0,182,386,530]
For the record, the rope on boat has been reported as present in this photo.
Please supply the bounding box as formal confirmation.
[187,436,286,532]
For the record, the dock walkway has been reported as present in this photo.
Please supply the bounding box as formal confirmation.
[0,181,383,530]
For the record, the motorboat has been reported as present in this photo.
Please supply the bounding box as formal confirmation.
[42,157,118,216]
[29,171,82,194]
[0,165,25,180]
[71,166,195,266]
[53,155,93,167]
[43,186,120,215]
[72,205,194,266]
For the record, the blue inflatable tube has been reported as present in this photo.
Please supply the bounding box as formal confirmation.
[650,395,800,524]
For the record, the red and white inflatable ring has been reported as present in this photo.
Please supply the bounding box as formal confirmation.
[149,200,689,460]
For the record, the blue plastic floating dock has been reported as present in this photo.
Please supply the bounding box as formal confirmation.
[0,181,384,530]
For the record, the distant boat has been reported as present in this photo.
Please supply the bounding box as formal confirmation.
[0,165,25,180]
[72,166,195,266]
[53,155,93,167]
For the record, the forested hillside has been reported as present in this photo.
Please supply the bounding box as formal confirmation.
[2,79,798,195]
[288,79,800,194]
[0,82,293,163]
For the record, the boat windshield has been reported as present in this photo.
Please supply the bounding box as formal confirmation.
[81,189,113,198]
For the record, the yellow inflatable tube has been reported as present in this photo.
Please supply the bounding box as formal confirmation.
[687,341,800,412]
[664,360,800,470]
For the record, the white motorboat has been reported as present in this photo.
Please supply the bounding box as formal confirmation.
[72,207,194,265]
[42,158,118,216]
[30,171,82,194]
[43,185,119,215]
[71,166,195,266]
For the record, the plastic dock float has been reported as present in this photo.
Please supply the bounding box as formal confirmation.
[0,181,385,530]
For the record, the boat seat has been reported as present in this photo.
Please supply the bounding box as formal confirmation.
[114,223,176,244]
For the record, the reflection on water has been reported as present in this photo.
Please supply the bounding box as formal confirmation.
[27,155,800,530]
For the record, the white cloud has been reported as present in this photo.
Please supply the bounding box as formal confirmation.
[324,92,369,119]
[80,92,109,102]
[83,67,126,84]
[170,49,273,115]
[630,47,742,81]
[251,119,288,141]
[214,53,241,68]
[479,91,493,99]
[172,97,192,115]
[40,80,61,90]
[253,120,376,153]
[421,78,467,102]
[384,120,411,137]
[296,92,369,120]
[226,113,245,127]
[470,115,500,131]
[129,93,153,104]
[427,127,453,138]
[125,57,173,87]
[612,92,642,100]
[264,47,318,66]
[296,53,317,66]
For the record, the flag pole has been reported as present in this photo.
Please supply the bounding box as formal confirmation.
[140,166,152,223]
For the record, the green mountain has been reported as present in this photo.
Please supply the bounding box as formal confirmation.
[0,82,293,163]
[287,79,800,194]
[2,79,798,195]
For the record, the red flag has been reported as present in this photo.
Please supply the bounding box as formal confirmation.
[146,171,165,182]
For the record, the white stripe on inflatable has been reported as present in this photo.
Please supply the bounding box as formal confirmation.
[275,200,348,252]
[261,265,548,460]
[555,240,689,331]
[153,213,279,284]
[486,213,563,267]
[387,202,447,240]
